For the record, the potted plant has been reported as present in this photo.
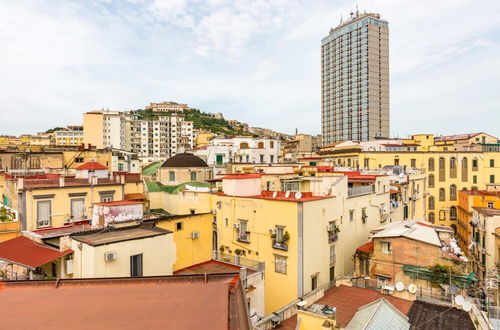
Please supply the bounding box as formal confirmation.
[235,249,242,256]
[282,231,290,243]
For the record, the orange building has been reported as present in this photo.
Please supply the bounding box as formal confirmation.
[457,190,500,255]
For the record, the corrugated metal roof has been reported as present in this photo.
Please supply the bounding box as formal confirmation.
[0,236,72,269]
[371,220,442,246]
[346,298,410,330]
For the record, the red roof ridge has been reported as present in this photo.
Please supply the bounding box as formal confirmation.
[75,161,107,170]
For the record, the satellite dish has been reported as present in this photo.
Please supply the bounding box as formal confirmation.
[295,192,302,199]
[463,301,472,312]
[408,284,418,294]
[285,191,291,198]
[272,191,277,198]
[449,285,458,295]
[454,295,465,306]
[395,282,404,292]
[399,173,404,178]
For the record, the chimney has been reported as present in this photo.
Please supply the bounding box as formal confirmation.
[59,175,65,187]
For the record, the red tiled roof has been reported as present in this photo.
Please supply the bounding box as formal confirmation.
[0,274,249,329]
[94,200,142,206]
[472,207,500,216]
[434,133,482,142]
[75,161,107,170]
[0,236,73,269]
[222,174,261,180]
[356,241,374,253]
[280,285,413,329]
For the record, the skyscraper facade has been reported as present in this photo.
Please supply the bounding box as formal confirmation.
[321,12,389,145]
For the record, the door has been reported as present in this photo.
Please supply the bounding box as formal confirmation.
[130,254,143,277]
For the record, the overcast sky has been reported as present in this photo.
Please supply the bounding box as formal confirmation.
[1,0,499,138]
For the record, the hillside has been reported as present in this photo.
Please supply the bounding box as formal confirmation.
[130,108,248,136]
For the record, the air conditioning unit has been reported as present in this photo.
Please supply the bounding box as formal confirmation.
[191,231,200,239]
[105,251,117,262]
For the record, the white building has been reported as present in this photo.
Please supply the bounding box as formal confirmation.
[55,126,84,146]
[145,101,189,113]
[83,110,126,149]
[127,114,194,163]
[191,137,280,176]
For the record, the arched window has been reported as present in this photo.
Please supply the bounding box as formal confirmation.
[439,157,445,181]
[450,157,457,178]
[428,174,435,188]
[450,224,457,234]
[428,158,435,171]
[240,142,249,149]
[439,209,446,221]
[461,157,468,182]
[257,142,264,149]
[450,184,457,201]
[439,188,445,201]
[428,196,435,210]
[428,212,435,223]
[450,206,457,220]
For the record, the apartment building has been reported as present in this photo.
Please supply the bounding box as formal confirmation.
[280,134,322,162]
[128,114,194,163]
[319,133,500,228]
[321,11,389,144]
[83,110,126,149]
[149,167,392,314]
[55,126,83,146]
[191,137,280,177]
[145,101,189,113]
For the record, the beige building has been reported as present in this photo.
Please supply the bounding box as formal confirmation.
[157,153,212,186]
[69,223,175,278]
[83,110,126,149]
[321,11,389,143]
[145,101,189,113]
[470,207,500,283]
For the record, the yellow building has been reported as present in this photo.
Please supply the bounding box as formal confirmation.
[157,153,212,186]
[151,213,213,271]
[151,170,393,315]
[1,163,143,234]
[195,131,215,148]
[319,133,500,228]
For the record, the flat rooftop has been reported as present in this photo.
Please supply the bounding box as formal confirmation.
[174,260,256,275]
[72,224,171,246]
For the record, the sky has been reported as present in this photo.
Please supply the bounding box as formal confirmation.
[0,0,499,138]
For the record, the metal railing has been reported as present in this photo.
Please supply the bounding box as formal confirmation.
[348,185,374,197]
[213,252,265,272]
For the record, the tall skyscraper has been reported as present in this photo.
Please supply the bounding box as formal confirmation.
[321,11,389,145]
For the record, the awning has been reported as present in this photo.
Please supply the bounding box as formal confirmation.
[0,236,72,270]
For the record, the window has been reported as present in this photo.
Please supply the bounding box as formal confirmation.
[428,196,435,210]
[428,212,435,223]
[450,206,457,220]
[238,220,249,242]
[257,142,264,149]
[169,171,175,181]
[488,202,494,208]
[29,157,40,169]
[490,175,495,184]
[37,200,51,227]
[190,171,197,181]
[473,175,477,184]
[449,157,457,178]
[439,157,445,181]
[439,188,445,201]
[100,194,113,203]
[329,244,336,265]
[176,222,183,231]
[490,159,495,167]
[270,141,274,148]
[130,254,143,277]
[225,218,228,227]
[361,208,367,222]
[472,158,478,171]
[275,255,287,274]
[450,184,457,201]
[260,154,264,163]
[428,174,435,188]
[364,158,369,168]
[428,158,435,171]
[216,154,224,166]
[439,209,446,221]
[75,157,84,163]
[118,163,124,171]
[381,241,391,254]
[349,209,354,221]
[70,198,85,221]
[311,275,318,290]
[410,159,416,168]
[461,157,468,182]
[240,142,249,149]
[190,209,195,215]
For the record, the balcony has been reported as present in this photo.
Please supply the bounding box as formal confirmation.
[237,232,250,243]
[272,241,288,251]
[348,185,373,197]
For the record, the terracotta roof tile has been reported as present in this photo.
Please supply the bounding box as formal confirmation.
[75,161,107,170]
[0,236,72,269]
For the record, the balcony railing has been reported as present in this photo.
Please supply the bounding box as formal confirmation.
[348,185,373,197]
[272,241,288,251]
[214,252,265,272]
[237,232,250,243]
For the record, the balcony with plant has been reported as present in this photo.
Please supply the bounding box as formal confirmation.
[236,229,251,243]
[271,230,290,251]
[327,224,340,243]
